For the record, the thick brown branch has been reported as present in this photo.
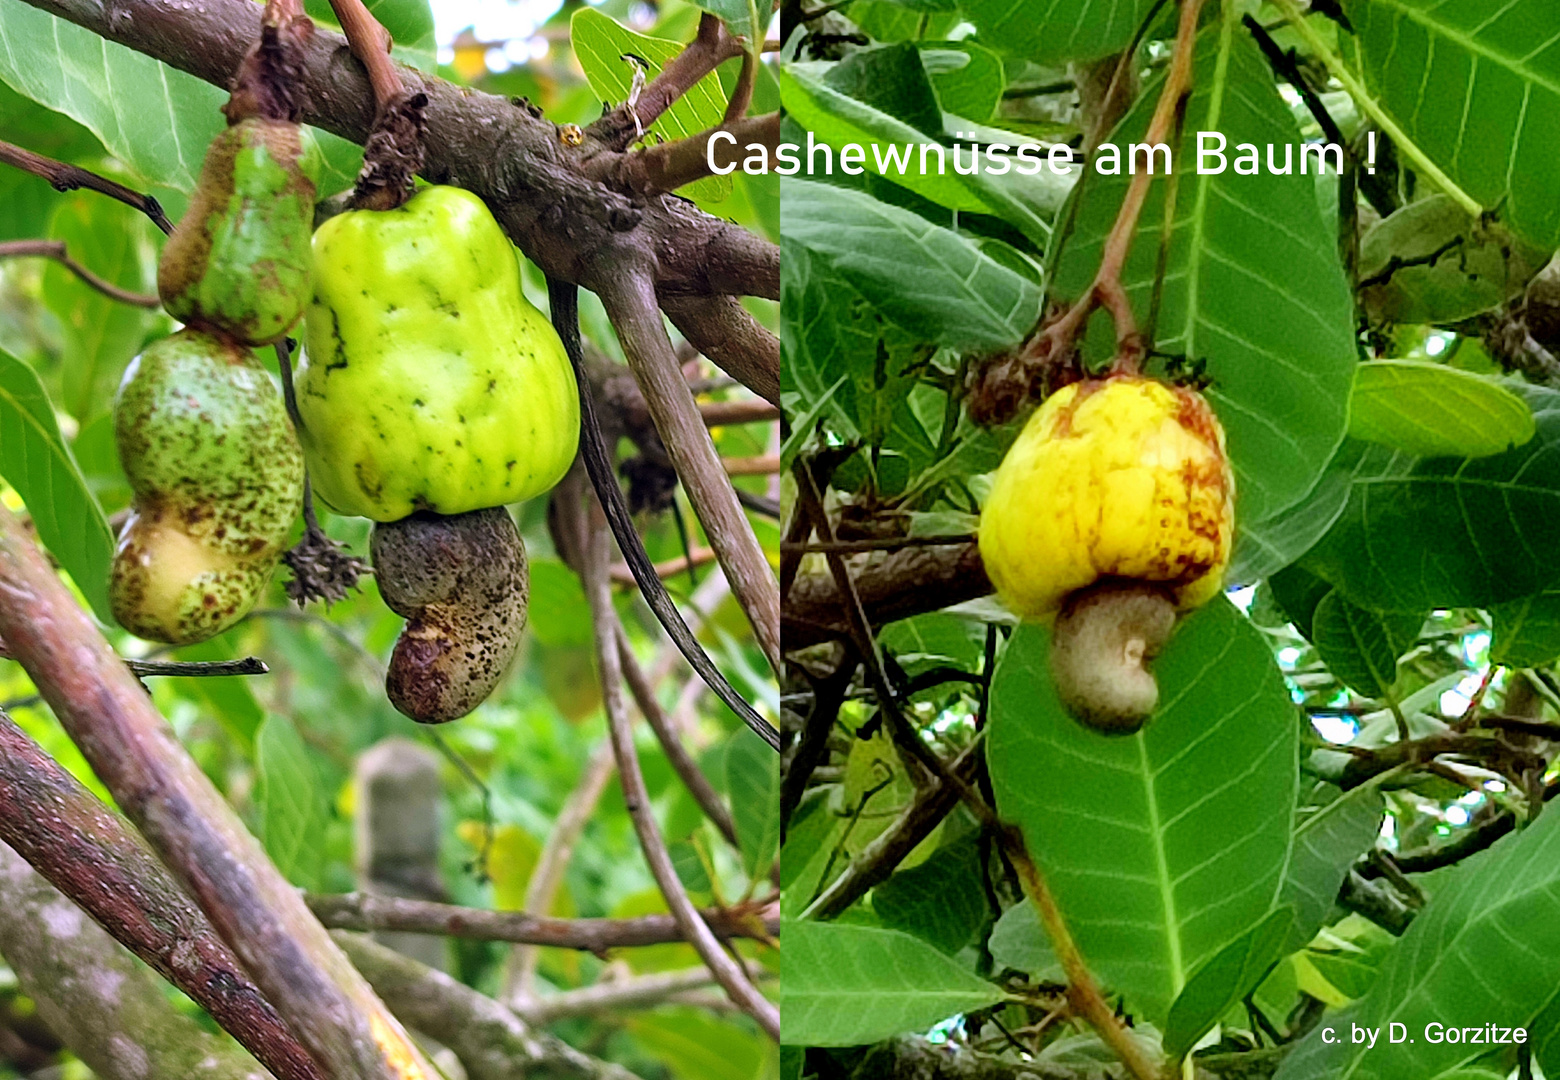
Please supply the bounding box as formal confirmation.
[307,893,778,950]
[0,139,174,234]
[0,503,431,1079]
[599,272,780,672]
[0,711,322,1080]
[784,543,992,649]
[582,514,780,1039]
[0,841,272,1080]
[18,0,775,304]
[0,240,161,306]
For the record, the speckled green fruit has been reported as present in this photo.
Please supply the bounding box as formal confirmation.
[112,330,304,643]
[157,118,320,345]
[296,185,579,522]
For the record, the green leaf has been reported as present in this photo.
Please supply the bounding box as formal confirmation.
[880,612,988,676]
[1268,564,1335,641]
[1052,13,1356,522]
[1349,361,1535,459]
[987,598,1299,1023]
[1164,906,1294,1059]
[0,349,115,623]
[780,63,1060,244]
[1491,586,1560,667]
[255,714,328,891]
[846,1,960,43]
[779,246,868,444]
[1280,784,1385,949]
[683,0,762,48]
[725,727,780,880]
[1273,802,1560,1080]
[527,559,595,648]
[873,834,989,954]
[1311,591,1404,699]
[1357,196,1542,325]
[1229,455,1355,585]
[780,921,1007,1046]
[961,0,1160,65]
[923,42,1006,123]
[1303,384,1560,611]
[780,1046,804,1080]
[987,900,1062,980]
[0,2,358,195]
[571,9,732,204]
[782,179,1042,352]
[629,1008,771,1080]
[1345,0,1560,249]
[42,194,159,424]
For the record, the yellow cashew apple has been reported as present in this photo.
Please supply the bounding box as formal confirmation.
[979,375,1234,731]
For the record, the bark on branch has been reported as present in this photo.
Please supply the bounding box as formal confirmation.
[0,502,432,1079]
[784,542,992,649]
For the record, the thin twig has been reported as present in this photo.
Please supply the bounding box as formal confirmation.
[508,737,616,1004]
[1270,0,1481,218]
[581,507,779,1040]
[549,278,779,747]
[723,453,779,476]
[633,14,745,135]
[1032,0,1208,372]
[616,622,741,849]
[306,893,777,948]
[723,50,757,124]
[0,240,161,307]
[325,0,400,109]
[516,967,774,1026]
[0,637,267,679]
[0,140,174,234]
[1001,828,1160,1080]
[700,399,779,425]
[610,546,717,585]
[781,535,977,554]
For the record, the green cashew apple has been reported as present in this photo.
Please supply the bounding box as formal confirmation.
[372,507,528,723]
[158,118,320,346]
[296,185,579,521]
[112,329,304,643]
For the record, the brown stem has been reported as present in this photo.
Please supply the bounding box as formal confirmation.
[0,503,433,1079]
[700,399,779,425]
[616,622,742,849]
[0,240,160,306]
[598,272,780,673]
[723,453,779,476]
[0,634,268,678]
[1037,0,1207,372]
[784,542,991,649]
[782,535,977,554]
[1000,827,1161,1080]
[724,51,757,123]
[307,892,778,947]
[609,545,717,584]
[0,711,323,1079]
[581,511,780,1040]
[661,294,780,404]
[325,0,400,110]
[0,140,174,234]
[628,112,781,195]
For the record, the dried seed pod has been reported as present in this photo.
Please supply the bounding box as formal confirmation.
[371,507,528,723]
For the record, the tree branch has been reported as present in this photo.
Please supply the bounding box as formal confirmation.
[581,509,780,1039]
[0,711,321,1080]
[596,272,780,674]
[0,841,271,1080]
[784,542,992,650]
[625,112,780,195]
[307,892,779,948]
[0,139,174,234]
[625,14,745,138]
[515,966,775,1025]
[332,931,645,1080]
[0,502,432,1079]
[661,293,781,405]
[0,239,161,306]
[616,622,742,849]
